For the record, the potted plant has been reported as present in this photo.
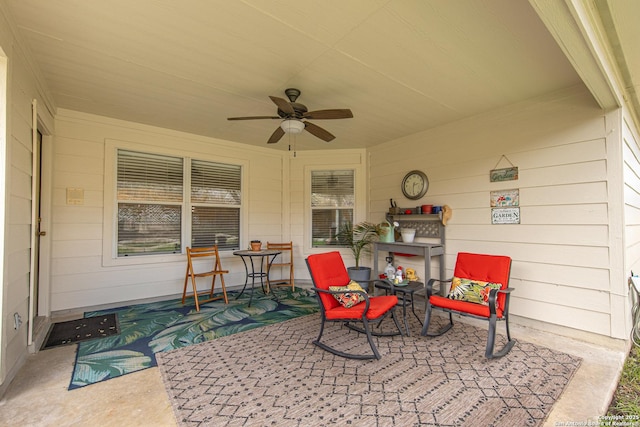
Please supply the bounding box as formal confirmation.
[336,221,381,284]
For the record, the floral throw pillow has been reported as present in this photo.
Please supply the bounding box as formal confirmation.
[329,281,367,308]
[447,277,502,306]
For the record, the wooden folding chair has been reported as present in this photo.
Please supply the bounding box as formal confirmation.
[182,246,229,311]
[266,241,294,292]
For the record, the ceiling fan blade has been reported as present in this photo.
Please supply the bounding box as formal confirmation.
[267,126,285,144]
[304,121,335,142]
[269,96,295,115]
[227,116,281,120]
[303,109,353,120]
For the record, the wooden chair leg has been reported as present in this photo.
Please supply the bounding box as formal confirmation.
[219,274,229,304]
[290,263,295,291]
[182,264,191,304]
[209,274,216,298]
[191,273,200,311]
[266,242,294,291]
[182,246,229,312]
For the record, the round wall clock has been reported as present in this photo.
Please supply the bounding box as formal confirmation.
[401,170,429,200]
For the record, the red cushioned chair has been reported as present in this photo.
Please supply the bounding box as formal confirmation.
[421,252,515,358]
[306,251,403,360]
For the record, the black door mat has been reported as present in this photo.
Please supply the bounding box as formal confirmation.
[42,313,119,350]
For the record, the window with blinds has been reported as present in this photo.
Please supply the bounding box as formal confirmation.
[191,160,241,250]
[116,149,242,256]
[311,170,354,247]
[117,150,183,256]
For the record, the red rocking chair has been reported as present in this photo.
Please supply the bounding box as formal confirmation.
[306,251,403,360]
[421,252,515,358]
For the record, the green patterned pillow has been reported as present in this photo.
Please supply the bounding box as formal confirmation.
[447,277,502,306]
[329,281,367,308]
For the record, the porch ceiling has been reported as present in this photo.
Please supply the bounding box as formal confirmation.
[4,1,638,151]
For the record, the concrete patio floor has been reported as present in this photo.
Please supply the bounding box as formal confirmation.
[0,298,627,427]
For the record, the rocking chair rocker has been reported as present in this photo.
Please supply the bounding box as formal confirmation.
[421,252,515,358]
[306,251,403,360]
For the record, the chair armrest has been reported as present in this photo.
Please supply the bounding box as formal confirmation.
[426,278,452,298]
[487,287,514,314]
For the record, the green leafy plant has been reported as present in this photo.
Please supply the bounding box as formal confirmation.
[336,221,381,269]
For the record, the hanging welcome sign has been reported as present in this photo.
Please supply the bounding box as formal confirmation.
[490,167,518,182]
[490,155,518,182]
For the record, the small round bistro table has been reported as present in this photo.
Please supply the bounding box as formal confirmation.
[233,249,281,307]
[374,280,424,336]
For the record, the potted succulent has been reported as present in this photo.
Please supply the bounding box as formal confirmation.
[336,221,381,284]
[250,240,262,251]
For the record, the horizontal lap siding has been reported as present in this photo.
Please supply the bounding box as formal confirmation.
[369,86,614,335]
[624,112,640,276]
[1,6,56,385]
[50,110,283,311]
[623,111,640,338]
[289,150,367,277]
[513,299,610,336]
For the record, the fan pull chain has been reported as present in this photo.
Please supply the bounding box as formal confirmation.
[287,132,297,157]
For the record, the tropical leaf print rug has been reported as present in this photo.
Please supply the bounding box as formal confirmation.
[69,287,319,390]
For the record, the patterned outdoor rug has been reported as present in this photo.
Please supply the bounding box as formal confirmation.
[69,288,318,390]
[157,312,582,427]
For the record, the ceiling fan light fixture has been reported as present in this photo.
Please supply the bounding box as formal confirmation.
[227,89,352,144]
[281,119,305,134]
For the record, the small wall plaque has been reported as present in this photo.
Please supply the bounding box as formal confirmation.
[491,207,520,224]
[490,167,518,182]
[490,189,519,207]
[66,187,84,205]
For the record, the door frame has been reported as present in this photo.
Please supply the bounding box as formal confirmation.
[27,100,52,348]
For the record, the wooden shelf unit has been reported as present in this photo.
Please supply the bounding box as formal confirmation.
[374,212,446,296]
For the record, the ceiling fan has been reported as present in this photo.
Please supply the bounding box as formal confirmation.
[227,88,353,144]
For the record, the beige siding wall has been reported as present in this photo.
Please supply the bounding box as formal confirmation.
[51,109,286,311]
[368,86,622,337]
[0,7,55,385]
[623,112,640,272]
[50,112,368,310]
[288,150,368,279]
[623,110,640,338]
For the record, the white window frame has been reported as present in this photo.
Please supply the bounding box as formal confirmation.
[310,169,355,248]
[103,139,248,266]
[304,162,367,254]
